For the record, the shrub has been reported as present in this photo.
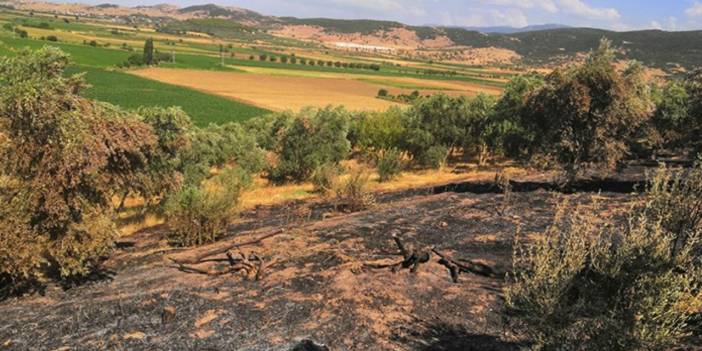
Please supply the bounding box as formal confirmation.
[377,148,404,182]
[0,48,158,284]
[377,88,389,98]
[165,167,250,247]
[311,163,341,194]
[0,180,46,296]
[268,107,351,183]
[124,53,144,66]
[333,169,375,212]
[356,107,405,152]
[505,165,702,350]
[646,162,702,256]
[520,39,653,179]
[419,145,449,169]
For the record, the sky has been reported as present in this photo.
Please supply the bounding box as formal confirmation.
[66,0,702,31]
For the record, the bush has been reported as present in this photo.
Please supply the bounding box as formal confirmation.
[0,48,158,285]
[0,181,46,296]
[165,167,250,247]
[520,39,653,179]
[268,107,351,183]
[646,162,702,255]
[356,107,405,152]
[311,163,341,194]
[377,88,388,98]
[333,169,375,212]
[419,145,449,169]
[505,165,702,350]
[377,148,404,182]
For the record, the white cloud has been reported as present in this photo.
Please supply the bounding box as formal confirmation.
[451,7,529,27]
[650,16,678,31]
[326,0,426,16]
[492,8,529,27]
[479,0,558,13]
[558,0,620,21]
[686,1,702,17]
[668,17,678,31]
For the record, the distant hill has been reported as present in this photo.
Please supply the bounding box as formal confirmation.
[456,24,571,34]
[8,0,702,71]
[177,3,269,24]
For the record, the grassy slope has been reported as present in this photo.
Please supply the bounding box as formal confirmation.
[68,66,270,126]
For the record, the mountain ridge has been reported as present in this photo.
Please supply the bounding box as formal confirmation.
[5,1,702,71]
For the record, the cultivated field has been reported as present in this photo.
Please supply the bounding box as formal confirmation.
[132,67,403,111]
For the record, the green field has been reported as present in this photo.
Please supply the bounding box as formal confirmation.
[67,66,270,126]
[0,36,131,66]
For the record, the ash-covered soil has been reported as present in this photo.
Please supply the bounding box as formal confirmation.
[0,181,639,351]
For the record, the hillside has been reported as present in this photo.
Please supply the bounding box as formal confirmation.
[6,0,702,70]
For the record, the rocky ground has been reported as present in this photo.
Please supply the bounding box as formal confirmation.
[0,176,644,350]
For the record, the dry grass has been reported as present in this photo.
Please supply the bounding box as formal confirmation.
[131,68,402,112]
[234,65,503,95]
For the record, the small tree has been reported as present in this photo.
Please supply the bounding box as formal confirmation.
[165,167,251,247]
[143,38,154,65]
[0,48,158,287]
[268,107,352,183]
[521,39,652,179]
[377,148,404,182]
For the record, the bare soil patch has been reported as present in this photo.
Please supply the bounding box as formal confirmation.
[0,173,642,350]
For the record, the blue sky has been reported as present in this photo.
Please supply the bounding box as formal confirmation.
[69,0,702,31]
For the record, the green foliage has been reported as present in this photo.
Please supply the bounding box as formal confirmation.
[0,47,158,284]
[355,107,405,152]
[490,72,545,158]
[683,70,702,154]
[402,93,496,166]
[505,166,702,350]
[376,148,404,182]
[652,81,689,149]
[402,94,467,162]
[134,106,193,200]
[244,112,296,151]
[268,107,352,183]
[143,38,154,65]
[520,39,653,178]
[419,145,449,169]
[165,167,251,247]
[180,122,266,186]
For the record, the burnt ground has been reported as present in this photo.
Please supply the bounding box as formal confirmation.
[0,176,642,351]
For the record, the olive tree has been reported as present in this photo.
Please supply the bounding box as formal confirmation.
[0,47,158,288]
[268,106,352,183]
[521,39,653,179]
